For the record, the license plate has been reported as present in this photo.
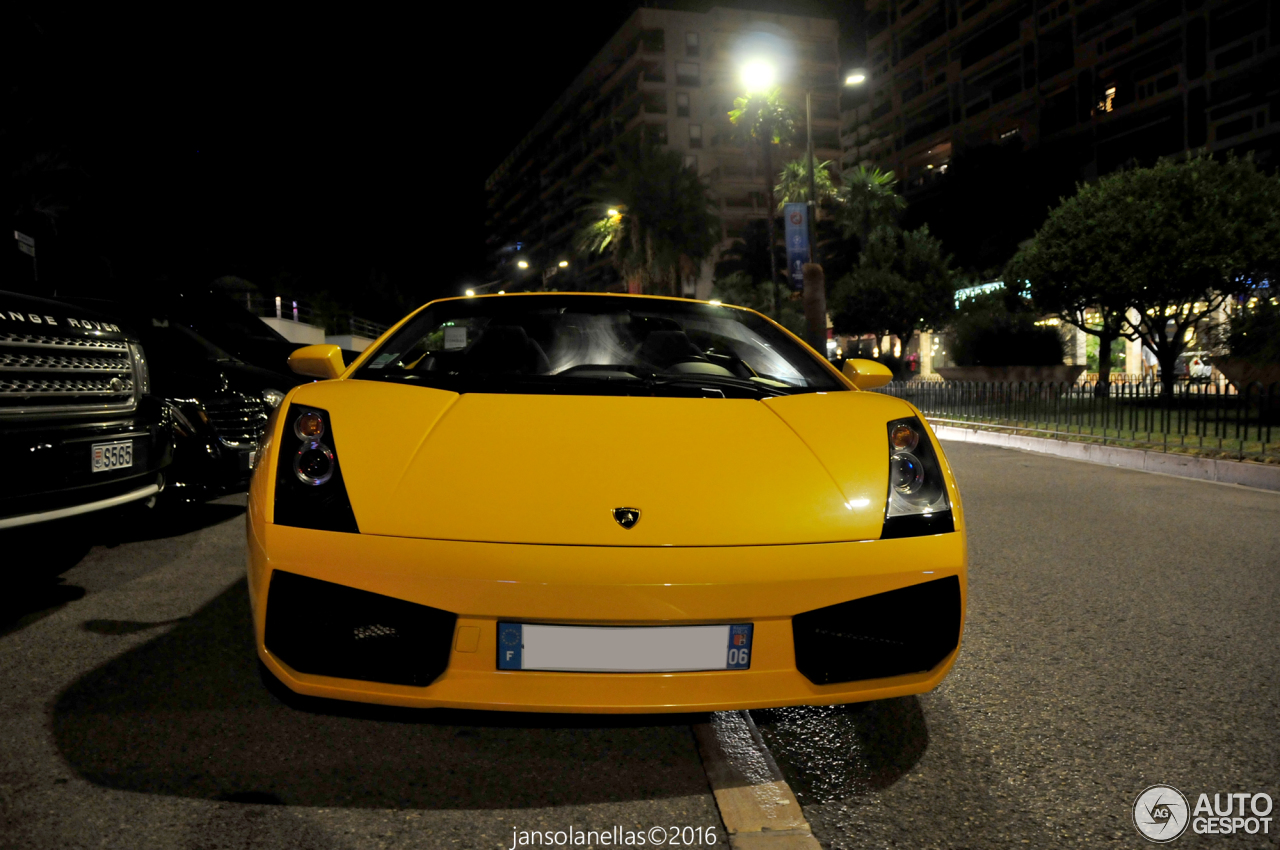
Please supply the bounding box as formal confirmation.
[497,623,753,672]
[91,440,133,473]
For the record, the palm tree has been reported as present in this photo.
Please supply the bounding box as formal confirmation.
[838,164,906,245]
[728,88,796,317]
[576,139,720,296]
[775,159,839,210]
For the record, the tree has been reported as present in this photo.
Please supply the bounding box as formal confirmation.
[830,225,958,374]
[711,271,805,338]
[1016,152,1280,397]
[728,88,796,317]
[836,165,905,246]
[775,159,839,209]
[1008,239,1130,395]
[713,218,782,286]
[575,139,720,296]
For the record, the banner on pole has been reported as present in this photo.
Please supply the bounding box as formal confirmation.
[783,203,808,290]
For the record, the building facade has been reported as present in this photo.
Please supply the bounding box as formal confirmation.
[842,0,1279,194]
[837,0,1277,379]
[484,6,841,298]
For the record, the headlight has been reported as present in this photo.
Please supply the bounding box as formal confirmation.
[273,404,359,533]
[130,343,151,396]
[261,388,285,408]
[882,416,953,539]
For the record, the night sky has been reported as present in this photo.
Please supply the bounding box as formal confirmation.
[6,2,857,321]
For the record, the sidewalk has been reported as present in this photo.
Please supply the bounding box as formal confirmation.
[932,423,1280,493]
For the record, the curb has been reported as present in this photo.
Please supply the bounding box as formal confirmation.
[693,711,821,850]
[933,424,1280,492]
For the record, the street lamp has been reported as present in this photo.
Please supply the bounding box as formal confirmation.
[740,59,777,93]
[558,260,569,268]
[517,259,529,269]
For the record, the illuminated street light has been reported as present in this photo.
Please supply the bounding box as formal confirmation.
[740,59,777,93]
[517,260,529,269]
[558,260,569,268]
[607,208,620,217]
[464,289,475,297]
[845,68,867,86]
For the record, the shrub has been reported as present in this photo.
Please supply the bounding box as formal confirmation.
[950,292,1064,367]
[1226,295,1280,364]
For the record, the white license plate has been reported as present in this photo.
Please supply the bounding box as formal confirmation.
[91,440,133,473]
[497,623,753,672]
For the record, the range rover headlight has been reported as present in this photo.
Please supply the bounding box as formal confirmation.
[882,416,953,539]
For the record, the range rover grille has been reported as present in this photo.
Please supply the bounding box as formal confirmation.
[0,332,140,416]
[203,393,269,444]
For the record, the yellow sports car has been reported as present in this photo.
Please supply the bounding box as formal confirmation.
[247,293,965,713]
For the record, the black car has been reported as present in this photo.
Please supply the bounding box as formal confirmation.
[0,290,172,529]
[67,297,305,505]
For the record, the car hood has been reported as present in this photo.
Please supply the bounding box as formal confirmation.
[288,380,913,546]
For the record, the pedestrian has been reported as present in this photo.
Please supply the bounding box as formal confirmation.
[1141,345,1158,383]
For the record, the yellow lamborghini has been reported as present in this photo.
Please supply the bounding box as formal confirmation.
[247,293,966,713]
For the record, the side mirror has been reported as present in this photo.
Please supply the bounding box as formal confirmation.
[842,358,893,390]
[289,344,345,381]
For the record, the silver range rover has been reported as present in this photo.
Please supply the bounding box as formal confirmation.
[0,289,173,530]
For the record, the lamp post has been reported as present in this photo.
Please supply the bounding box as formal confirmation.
[796,69,868,356]
[738,60,783,319]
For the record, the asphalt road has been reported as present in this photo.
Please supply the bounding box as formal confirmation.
[756,443,1280,849]
[1,442,1276,849]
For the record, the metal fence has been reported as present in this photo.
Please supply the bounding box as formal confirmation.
[240,294,388,338]
[875,379,1280,461]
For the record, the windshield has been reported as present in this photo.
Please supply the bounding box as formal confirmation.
[355,295,845,398]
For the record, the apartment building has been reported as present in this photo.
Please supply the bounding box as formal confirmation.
[484,6,841,298]
[841,0,1279,193]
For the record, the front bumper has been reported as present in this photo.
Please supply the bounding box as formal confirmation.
[248,521,967,713]
[0,398,172,527]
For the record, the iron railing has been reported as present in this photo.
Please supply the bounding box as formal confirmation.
[239,294,388,338]
[875,379,1280,461]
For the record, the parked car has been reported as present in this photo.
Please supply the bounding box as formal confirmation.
[249,293,967,713]
[67,297,305,505]
[0,290,172,530]
[1175,350,1214,383]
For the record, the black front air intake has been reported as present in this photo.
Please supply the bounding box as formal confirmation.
[792,576,962,685]
[264,570,457,687]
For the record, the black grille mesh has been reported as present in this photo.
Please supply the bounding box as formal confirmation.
[792,576,962,685]
[264,570,457,688]
[203,393,268,444]
[0,332,135,411]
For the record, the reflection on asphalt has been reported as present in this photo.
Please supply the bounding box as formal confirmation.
[751,698,928,805]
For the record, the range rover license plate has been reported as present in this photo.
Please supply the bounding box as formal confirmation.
[91,441,133,473]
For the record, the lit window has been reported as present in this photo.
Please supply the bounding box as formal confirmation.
[1098,85,1117,112]
[689,124,703,149]
[676,92,690,117]
[685,32,699,57]
[676,62,700,86]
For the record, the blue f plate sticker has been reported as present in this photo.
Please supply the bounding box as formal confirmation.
[727,624,753,669]
[498,623,523,669]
